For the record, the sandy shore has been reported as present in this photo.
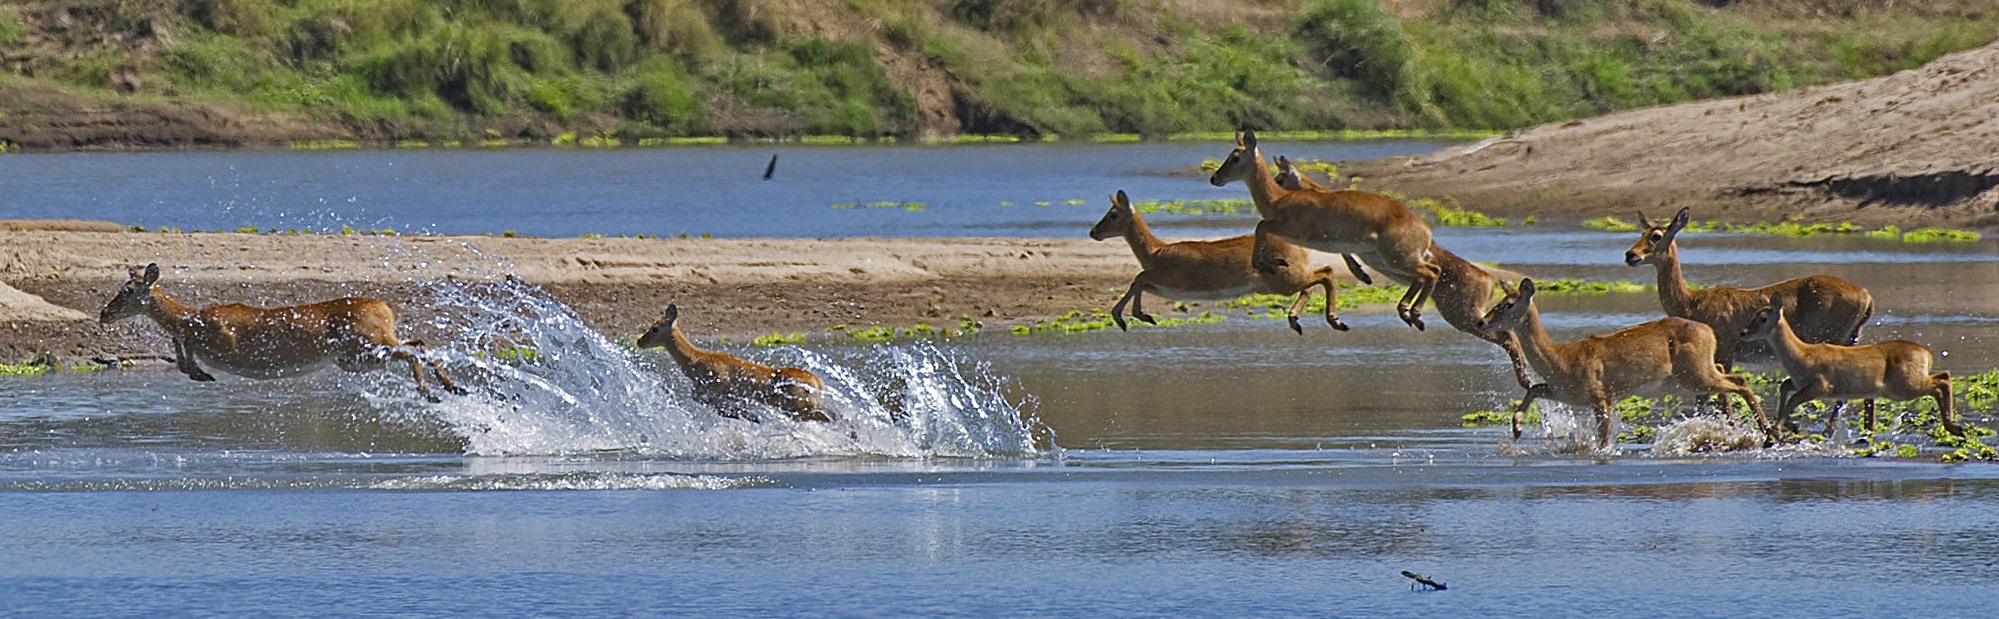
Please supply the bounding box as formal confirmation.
[0,227,1369,364]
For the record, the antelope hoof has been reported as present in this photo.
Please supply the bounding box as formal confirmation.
[189,372,217,382]
[1511,426,1522,440]
[1288,316,1304,334]
[424,392,444,404]
[1400,310,1426,331]
[1945,421,1966,437]
[1113,315,1130,332]
[445,384,470,396]
[1355,271,1373,286]
[1135,312,1158,326]
[1329,318,1350,332]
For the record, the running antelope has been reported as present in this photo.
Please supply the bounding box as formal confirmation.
[1625,207,1874,371]
[1274,155,1537,389]
[1211,129,1441,330]
[97,263,465,400]
[1476,278,1769,450]
[636,304,831,423]
[1091,189,1346,333]
[1740,296,1958,437]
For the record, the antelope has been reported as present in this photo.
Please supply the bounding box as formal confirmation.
[1475,278,1770,450]
[1092,189,1352,333]
[1625,207,1874,371]
[97,263,465,401]
[1739,296,1958,437]
[1210,129,1441,330]
[636,304,831,423]
[1275,155,1537,389]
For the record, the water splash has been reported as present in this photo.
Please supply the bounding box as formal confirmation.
[1651,417,1763,455]
[354,277,1048,459]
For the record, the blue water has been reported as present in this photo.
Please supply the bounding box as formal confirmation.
[0,141,1442,238]
[4,144,1999,616]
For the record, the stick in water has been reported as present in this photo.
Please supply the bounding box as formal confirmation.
[1401,571,1447,591]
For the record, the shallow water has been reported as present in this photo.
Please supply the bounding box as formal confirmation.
[0,141,1440,238]
[5,146,1999,615]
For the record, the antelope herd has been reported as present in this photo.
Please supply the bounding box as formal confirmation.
[93,129,1969,451]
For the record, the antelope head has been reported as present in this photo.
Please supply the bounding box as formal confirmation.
[636,304,681,349]
[1739,295,1788,341]
[1475,278,1536,335]
[1208,129,1260,187]
[99,263,161,324]
[1273,155,1304,190]
[1089,190,1137,241]
[1624,207,1691,267]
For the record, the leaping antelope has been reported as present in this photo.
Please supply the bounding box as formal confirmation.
[98,263,465,401]
[1274,154,1537,389]
[1740,296,1958,437]
[1211,129,1442,331]
[1091,189,1348,333]
[1476,278,1770,450]
[636,304,831,423]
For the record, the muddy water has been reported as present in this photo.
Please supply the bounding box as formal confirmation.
[5,144,1999,615]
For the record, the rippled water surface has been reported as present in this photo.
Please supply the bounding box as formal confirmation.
[5,146,1999,616]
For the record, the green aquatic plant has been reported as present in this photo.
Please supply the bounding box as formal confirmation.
[1129,199,1253,216]
[234,226,261,234]
[1532,278,1651,295]
[1582,216,1639,232]
[1408,196,1508,228]
[753,332,806,347]
[0,363,52,376]
[1901,227,1982,243]
[1009,309,1224,336]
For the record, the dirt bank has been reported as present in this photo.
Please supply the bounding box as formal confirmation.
[1342,41,1999,231]
[0,230,1369,364]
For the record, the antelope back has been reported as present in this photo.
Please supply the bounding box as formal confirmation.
[1625,207,1691,266]
[99,263,162,324]
[1089,190,1139,241]
[1207,130,1261,187]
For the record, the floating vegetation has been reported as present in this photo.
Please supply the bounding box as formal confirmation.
[1408,196,1510,228]
[1062,199,1088,206]
[394,140,430,149]
[828,318,980,343]
[1130,198,1253,216]
[753,332,807,347]
[1009,310,1223,335]
[1532,278,1652,294]
[289,139,362,151]
[1585,216,1980,243]
[634,136,729,147]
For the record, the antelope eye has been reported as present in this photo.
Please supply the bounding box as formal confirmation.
[1649,232,1663,241]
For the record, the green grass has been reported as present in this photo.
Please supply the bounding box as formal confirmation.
[13,0,1995,143]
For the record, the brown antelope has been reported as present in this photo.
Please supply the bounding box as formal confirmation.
[97,263,465,401]
[1275,155,1537,389]
[636,304,831,423]
[1092,189,1350,333]
[1625,207,1874,371]
[1740,296,1958,437]
[1476,278,1770,450]
[1211,129,1441,330]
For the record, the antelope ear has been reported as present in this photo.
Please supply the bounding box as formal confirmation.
[663,304,679,321]
[1242,128,1258,148]
[1275,155,1290,167]
[1234,131,1245,147]
[142,263,160,285]
[1638,212,1657,230]
[1498,279,1518,296]
[1667,207,1692,233]
[1518,278,1538,298]
[1114,189,1130,207]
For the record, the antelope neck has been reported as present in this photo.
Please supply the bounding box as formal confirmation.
[1120,211,1169,268]
[1238,149,1290,219]
[1650,243,1698,317]
[143,288,204,341]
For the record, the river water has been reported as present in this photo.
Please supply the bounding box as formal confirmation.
[3,143,1998,616]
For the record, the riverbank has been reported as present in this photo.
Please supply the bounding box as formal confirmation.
[0,228,1380,363]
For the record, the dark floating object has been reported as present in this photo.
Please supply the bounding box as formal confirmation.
[1401,571,1447,591]
[763,154,778,180]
